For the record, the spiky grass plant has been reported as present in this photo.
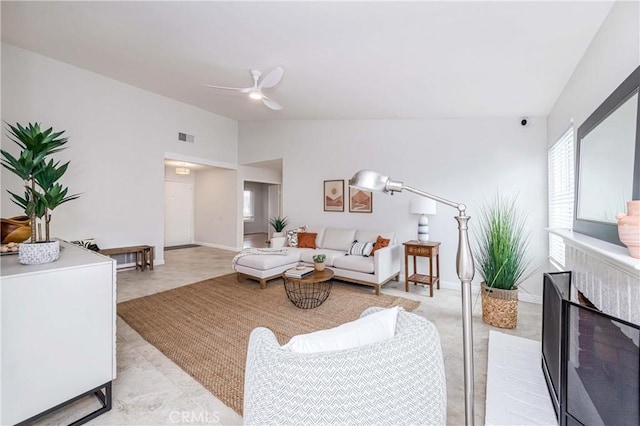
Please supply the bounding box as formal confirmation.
[269,216,289,232]
[473,193,532,290]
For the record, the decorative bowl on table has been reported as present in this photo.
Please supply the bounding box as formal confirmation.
[1,216,31,244]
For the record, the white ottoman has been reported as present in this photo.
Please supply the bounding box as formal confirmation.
[235,251,302,289]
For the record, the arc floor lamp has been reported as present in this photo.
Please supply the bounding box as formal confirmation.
[349,169,476,426]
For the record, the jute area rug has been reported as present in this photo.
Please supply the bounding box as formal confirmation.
[117,273,419,415]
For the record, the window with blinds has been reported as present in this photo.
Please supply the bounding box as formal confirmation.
[548,127,575,268]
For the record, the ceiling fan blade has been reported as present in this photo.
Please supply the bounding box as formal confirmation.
[258,67,284,89]
[262,96,282,111]
[201,84,251,93]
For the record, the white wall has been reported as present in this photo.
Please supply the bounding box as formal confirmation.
[193,167,238,251]
[239,164,282,184]
[1,44,238,264]
[548,0,640,143]
[239,118,549,297]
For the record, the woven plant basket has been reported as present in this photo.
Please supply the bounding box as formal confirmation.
[481,282,518,329]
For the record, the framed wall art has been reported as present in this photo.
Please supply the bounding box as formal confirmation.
[349,187,373,213]
[324,180,344,212]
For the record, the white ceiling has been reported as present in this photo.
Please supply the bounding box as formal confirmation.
[1,1,614,122]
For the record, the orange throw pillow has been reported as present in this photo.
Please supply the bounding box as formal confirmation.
[297,232,317,249]
[371,235,390,255]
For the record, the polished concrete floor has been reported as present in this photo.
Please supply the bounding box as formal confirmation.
[38,246,542,425]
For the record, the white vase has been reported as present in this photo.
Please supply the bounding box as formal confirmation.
[272,232,284,238]
[18,240,60,265]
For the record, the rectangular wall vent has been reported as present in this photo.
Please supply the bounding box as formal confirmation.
[178,132,195,143]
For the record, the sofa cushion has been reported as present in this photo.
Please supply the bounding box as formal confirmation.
[321,228,357,251]
[371,235,391,256]
[235,251,302,269]
[355,230,395,245]
[282,307,400,353]
[347,241,374,257]
[300,249,345,266]
[297,232,317,249]
[333,255,375,274]
[286,226,308,247]
[305,226,326,248]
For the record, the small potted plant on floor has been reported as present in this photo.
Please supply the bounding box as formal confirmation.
[1,122,79,264]
[312,253,326,271]
[269,216,289,238]
[473,192,533,329]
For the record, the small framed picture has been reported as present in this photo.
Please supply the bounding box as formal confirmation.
[324,180,344,212]
[349,187,373,213]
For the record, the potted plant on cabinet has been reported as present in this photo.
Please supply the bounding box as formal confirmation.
[473,193,533,329]
[269,216,289,238]
[312,253,326,271]
[1,122,79,264]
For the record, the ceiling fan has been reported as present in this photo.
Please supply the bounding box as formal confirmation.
[203,67,284,110]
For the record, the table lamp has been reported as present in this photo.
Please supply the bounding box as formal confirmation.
[410,198,437,241]
[349,169,476,426]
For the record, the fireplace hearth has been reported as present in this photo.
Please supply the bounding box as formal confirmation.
[542,272,639,426]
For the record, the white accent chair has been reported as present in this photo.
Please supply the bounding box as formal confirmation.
[243,307,447,425]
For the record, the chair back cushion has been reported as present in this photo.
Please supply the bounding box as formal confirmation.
[282,307,400,353]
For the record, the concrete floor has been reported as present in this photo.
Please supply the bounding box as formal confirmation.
[37,246,543,425]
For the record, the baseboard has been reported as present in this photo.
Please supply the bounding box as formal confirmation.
[193,241,240,252]
[436,280,542,304]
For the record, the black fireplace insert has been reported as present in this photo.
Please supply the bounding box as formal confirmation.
[542,272,639,426]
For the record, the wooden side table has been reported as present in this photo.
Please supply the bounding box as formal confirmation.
[403,240,440,297]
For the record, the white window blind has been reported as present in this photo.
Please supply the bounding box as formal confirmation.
[548,127,575,268]
[243,190,254,221]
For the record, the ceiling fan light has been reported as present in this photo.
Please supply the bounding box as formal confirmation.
[249,91,263,100]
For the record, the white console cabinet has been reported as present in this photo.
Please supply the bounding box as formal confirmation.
[0,240,116,425]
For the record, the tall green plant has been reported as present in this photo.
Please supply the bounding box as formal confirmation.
[473,193,532,290]
[1,122,79,242]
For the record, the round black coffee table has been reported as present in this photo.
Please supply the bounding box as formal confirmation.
[283,269,334,309]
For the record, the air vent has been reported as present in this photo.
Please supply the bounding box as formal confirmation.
[178,132,195,143]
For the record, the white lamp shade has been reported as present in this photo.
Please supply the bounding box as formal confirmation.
[410,198,437,215]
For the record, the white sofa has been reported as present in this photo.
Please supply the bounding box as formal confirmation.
[234,226,401,295]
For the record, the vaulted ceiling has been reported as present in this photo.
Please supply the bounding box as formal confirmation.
[1,1,614,121]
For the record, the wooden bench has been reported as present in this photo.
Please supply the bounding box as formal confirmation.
[99,245,154,271]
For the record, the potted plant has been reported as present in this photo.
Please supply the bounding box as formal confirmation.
[269,216,289,238]
[1,122,79,264]
[312,253,326,271]
[473,193,533,329]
